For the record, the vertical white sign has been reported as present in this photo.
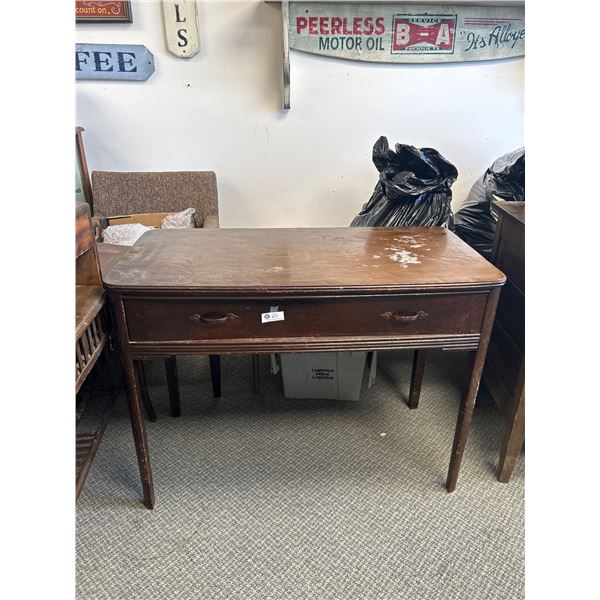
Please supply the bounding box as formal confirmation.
[162,0,200,58]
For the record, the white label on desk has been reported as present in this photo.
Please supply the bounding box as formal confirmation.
[261,311,285,323]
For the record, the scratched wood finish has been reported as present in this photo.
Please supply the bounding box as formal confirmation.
[107,227,505,507]
[97,242,129,276]
[104,227,505,293]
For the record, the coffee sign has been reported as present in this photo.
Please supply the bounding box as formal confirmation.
[75,44,155,81]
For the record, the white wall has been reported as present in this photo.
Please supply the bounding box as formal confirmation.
[76,0,524,227]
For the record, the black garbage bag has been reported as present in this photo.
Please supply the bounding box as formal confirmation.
[453,148,525,258]
[350,136,458,227]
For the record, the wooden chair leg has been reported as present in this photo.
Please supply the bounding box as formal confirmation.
[209,355,221,398]
[165,356,181,417]
[408,349,427,409]
[252,355,260,395]
[497,389,525,482]
[137,361,157,422]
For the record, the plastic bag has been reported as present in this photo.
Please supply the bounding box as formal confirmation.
[350,136,458,227]
[102,223,154,246]
[453,148,525,258]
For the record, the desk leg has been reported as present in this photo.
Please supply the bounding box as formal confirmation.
[497,388,525,482]
[113,299,155,509]
[209,355,221,398]
[446,288,500,493]
[408,350,427,409]
[165,356,181,417]
[137,361,157,422]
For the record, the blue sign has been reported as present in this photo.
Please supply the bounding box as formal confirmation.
[75,44,155,81]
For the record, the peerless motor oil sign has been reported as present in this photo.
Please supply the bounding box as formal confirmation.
[288,3,525,63]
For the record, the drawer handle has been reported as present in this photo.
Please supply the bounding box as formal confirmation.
[381,310,428,323]
[189,312,239,324]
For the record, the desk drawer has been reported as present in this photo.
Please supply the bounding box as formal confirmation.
[125,293,488,342]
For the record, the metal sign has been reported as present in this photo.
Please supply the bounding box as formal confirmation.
[289,3,524,63]
[162,0,200,58]
[75,44,155,81]
[278,1,524,108]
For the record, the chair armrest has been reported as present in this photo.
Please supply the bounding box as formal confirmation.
[202,214,220,229]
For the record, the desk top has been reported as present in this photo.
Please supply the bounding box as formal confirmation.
[103,227,505,294]
[97,242,128,275]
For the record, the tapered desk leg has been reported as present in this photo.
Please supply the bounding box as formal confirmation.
[408,350,427,409]
[165,356,181,417]
[137,361,157,422]
[446,288,500,493]
[497,388,525,482]
[209,355,221,398]
[113,298,155,509]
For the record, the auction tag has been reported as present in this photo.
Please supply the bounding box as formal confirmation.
[261,310,284,323]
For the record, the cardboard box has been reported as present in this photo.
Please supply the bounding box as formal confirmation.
[100,211,175,230]
[280,352,367,401]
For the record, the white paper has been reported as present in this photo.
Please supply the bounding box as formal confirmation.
[261,311,285,324]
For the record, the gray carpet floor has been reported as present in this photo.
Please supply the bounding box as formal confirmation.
[76,350,524,600]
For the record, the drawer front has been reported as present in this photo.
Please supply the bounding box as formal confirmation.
[125,293,488,342]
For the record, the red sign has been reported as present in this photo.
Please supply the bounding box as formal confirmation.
[392,15,456,54]
[75,1,132,23]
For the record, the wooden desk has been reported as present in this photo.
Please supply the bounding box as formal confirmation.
[104,227,505,508]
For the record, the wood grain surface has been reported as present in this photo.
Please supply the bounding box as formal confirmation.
[97,243,128,275]
[103,227,505,294]
[76,285,106,340]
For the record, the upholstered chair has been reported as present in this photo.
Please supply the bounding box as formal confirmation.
[92,170,222,416]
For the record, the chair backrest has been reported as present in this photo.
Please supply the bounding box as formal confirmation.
[91,171,219,226]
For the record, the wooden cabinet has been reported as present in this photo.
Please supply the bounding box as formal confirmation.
[483,200,525,482]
